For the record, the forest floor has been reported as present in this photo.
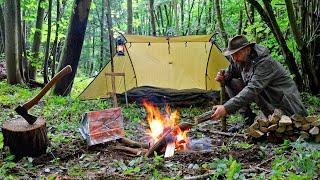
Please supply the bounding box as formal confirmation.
[0,79,320,179]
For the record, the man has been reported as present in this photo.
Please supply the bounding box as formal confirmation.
[211,35,307,124]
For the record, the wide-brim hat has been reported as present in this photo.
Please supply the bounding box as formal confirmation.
[223,35,255,56]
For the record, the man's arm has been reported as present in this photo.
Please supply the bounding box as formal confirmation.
[223,59,278,114]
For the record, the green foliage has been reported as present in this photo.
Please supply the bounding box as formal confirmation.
[205,156,244,179]
[67,164,85,177]
[0,133,3,150]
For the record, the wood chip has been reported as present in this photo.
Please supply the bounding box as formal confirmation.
[279,115,292,126]
[267,124,278,131]
[248,129,264,138]
[305,116,317,123]
[309,127,319,135]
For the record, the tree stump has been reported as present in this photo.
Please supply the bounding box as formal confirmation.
[2,117,48,158]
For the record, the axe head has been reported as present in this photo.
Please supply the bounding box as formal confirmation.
[15,105,37,125]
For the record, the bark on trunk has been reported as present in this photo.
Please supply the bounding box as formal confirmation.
[52,0,91,96]
[2,117,48,159]
[29,0,45,80]
[4,0,22,84]
[149,0,156,36]
[214,0,228,47]
[127,0,133,34]
[43,0,52,84]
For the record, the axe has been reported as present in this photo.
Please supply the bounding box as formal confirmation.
[15,65,72,124]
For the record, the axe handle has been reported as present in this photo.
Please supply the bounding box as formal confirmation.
[22,65,72,110]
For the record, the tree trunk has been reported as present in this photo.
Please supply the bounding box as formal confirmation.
[297,0,320,93]
[214,0,228,47]
[185,0,195,35]
[4,0,22,84]
[29,0,45,80]
[52,0,91,96]
[149,0,156,36]
[238,5,243,35]
[173,0,179,35]
[99,0,105,71]
[158,6,165,35]
[0,5,5,54]
[246,0,304,90]
[127,0,133,34]
[16,0,24,82]
[105,0,117,107]
[180,0,184,35]
[196,0,206,35]
[262,0,303,90]
[43,0,52,84]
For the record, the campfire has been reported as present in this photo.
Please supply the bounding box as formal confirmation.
[143,100,189,157]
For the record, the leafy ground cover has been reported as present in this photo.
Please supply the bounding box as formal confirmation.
[0,80,319,179]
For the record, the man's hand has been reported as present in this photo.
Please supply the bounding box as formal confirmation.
[215,71,229,82]
[211,105,227,120]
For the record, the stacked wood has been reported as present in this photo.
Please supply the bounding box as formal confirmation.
[246,109,320,142]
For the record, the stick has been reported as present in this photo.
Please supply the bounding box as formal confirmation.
[118,137,149,149]
[199,128,247,138]
[113,145,147,155]
[194,110,213,124]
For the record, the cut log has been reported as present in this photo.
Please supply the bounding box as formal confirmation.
[118,137,149,149]
[315,134,320,143]
[248,129,264,138]
[309,127,319,135]
[2,117,48,158]
[299,131,309,140]
[269,109,282,124]
[294,121,302,129]
[113,145,147,155]
[305,116,317,123]
[260,127,268,133]
[279,115,292,126]
[267,124,278,131]
[276,126,286,133]
[257,115,269,127]
[291,114,304,122]
[301,123,311,131]
[249,121,259,130]
[286,125,293,131]
[311,121,319,127]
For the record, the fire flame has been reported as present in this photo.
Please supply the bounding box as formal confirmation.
[143,100,189,150]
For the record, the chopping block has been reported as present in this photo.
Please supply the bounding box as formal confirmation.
[1,117,49,159]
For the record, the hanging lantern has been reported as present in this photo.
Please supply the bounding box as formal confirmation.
[116,37,125,56]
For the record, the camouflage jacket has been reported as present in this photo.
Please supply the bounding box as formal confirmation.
[224,44,307,117]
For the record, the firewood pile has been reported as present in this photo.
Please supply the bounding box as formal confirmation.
[247,109,320,142]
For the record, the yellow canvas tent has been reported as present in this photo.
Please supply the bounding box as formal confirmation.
[79,34,229,101]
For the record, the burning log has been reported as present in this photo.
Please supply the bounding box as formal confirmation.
[145,123,189,157]
[1,117,48,159]
[247,109,320,142]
